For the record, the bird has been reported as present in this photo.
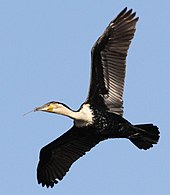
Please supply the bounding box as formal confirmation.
[34,7,160,188]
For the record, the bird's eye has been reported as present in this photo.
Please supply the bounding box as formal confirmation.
[45,103,51,107]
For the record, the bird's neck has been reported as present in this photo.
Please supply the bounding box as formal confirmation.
[55,104,94,127]
[56,106,77,119]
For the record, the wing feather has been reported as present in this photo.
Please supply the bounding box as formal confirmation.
[87,8,138,115]
[37,126,104,188]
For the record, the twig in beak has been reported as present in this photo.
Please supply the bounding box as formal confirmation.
[23,109,35,117]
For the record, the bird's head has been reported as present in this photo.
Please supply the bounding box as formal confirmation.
[34,101,68,114]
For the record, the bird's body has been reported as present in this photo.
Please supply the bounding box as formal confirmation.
[34,8,160,188]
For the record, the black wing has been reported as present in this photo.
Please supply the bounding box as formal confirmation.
[87,8,138,115]
[37,126,104,188]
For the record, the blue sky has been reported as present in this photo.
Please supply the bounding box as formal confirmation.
[0,0,170,194]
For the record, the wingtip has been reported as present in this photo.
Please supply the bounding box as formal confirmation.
[39,181,55,188]
[115,7,138,22]
[123,7,128,12]
[120,7,128,15]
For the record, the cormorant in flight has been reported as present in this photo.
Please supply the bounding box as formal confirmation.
[34,8,160,188]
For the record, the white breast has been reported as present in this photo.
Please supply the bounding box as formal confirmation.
[74,104,94,127]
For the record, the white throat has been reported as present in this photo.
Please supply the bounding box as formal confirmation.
[74,104,94,127]
[53,103,94,127]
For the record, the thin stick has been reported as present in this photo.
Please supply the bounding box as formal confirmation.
[23,109,34,117]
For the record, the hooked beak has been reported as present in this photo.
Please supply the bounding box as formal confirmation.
[34,104,54,112]
[23,104,54,117]
[34,106,44,112]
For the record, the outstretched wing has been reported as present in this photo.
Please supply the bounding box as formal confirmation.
[87,8,138,115]
[37,126,104,188]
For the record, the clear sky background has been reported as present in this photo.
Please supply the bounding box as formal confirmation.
[0,0,170,194]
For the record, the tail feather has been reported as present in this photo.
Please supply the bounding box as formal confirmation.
[129,124,160,150]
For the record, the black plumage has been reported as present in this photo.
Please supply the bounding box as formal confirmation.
[37,126,104,187]
[35,8,160,188]
[88,8,138,115]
